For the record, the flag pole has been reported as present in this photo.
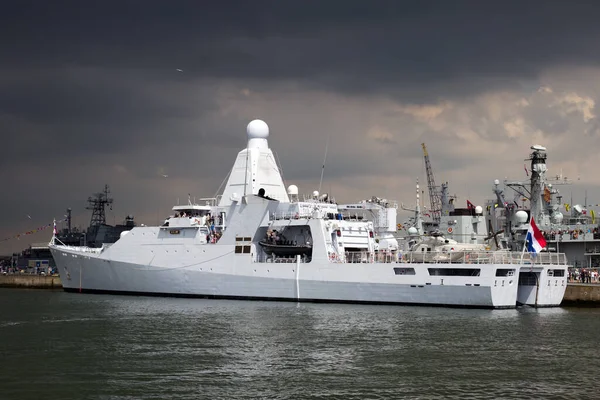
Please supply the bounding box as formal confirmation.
[521,218,531,263]
[51,218,56,245]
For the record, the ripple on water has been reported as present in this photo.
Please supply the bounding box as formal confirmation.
[1,291,600,400]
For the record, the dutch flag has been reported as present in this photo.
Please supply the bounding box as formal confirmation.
[526,217,547,254]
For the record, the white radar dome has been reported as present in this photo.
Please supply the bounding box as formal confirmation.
[287,185,299,195]
[515,210,528,224]
[247,119,269,139]
[475,205,483,215]
[408,227,418,235]
[552,212,564,224]
[312,190,319,198]
[531,144,547,151]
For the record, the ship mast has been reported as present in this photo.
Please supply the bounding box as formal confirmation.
[66,208,72,233]
[87,184,113,228]
[422,143,441,223]
[528,145,549,226]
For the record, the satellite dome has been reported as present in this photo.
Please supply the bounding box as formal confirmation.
[552,212,564,224]
[515,210,528,224]
[287,185,299,195]
[475,205,483,215]
[531,144,547,151]
[312,190,319,198]
[408,227,418,235]
[247,119,269,139]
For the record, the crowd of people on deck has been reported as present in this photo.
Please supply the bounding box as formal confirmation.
[542,228,600,241]
[265,230,295,246]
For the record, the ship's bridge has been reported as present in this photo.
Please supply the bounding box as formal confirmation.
[165,204,215,228]
[171,204,212,216]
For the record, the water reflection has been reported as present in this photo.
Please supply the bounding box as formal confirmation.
[1,290,600,400]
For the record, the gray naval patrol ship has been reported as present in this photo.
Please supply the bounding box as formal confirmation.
[486,145,600,271]
[49,120,567,308]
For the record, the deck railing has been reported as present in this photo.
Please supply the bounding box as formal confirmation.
[333,250,569,265]
[53,244,104,254]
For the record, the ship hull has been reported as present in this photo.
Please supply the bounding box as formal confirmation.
[50,245,567,308]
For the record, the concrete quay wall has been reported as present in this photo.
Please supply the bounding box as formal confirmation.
[562,283,600,306]
[0,274,62,289]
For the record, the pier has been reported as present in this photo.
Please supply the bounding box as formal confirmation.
[0,274,62,289]
[562,283,600,306]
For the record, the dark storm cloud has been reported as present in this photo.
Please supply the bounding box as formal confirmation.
[3,1,600,100]
[0,66,244,170]
[3,0,600,253]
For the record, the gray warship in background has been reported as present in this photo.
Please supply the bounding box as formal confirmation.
[400,143,598,272]
[10,185,134,273]
[399,143,490,248]
[486,145,599,269]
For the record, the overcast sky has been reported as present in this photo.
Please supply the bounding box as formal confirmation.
[2,1,600,254]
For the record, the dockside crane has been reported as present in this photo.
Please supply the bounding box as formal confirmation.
[421,143,441,223]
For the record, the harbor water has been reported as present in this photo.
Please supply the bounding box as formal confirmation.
[1,289,599,400]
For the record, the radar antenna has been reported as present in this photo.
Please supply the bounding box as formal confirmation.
[87,184,113,227]
[422,143,441,223]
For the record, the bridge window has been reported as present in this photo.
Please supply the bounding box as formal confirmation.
[393,267,416,275]
[496,269,515,277]
[428,268,480,276]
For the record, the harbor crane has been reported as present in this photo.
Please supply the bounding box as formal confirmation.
[421,143,441,223]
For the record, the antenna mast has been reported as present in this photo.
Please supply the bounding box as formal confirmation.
[318,132,331,195]
[66,208,72,233]
[421,143,441,223]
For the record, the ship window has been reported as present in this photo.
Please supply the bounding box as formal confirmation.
[235,245,251,254]
[496,269,515,277]
[550,269,565,277]
[236,237,244,242]
[393,267,416,275]
[169,230,181,235]
[428,268,480,276]
[244,237,252,242]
